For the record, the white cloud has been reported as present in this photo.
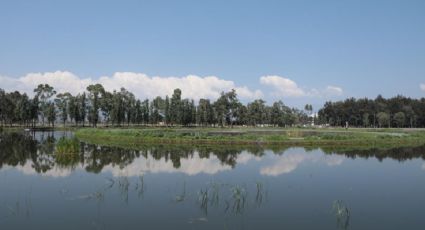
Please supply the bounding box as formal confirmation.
[0,71,261,101]
[259,75,343,98]
[324,85,343,96]
[1,71,345,101]
[260,75,306,97]
[420,84,425,92]
[97,72,262,100]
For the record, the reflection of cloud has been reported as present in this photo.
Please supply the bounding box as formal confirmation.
[260,151,344,176]
[8,162,73,178]
[235,151,262,165]
[324,156,344,166]
[422,163,425,170]
[260,154,309,176]
[102,152,232,177]
[2,149,345,178]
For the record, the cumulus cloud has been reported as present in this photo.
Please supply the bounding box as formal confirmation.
[97,72,263,101]
[420,84,425,92]
[0,71,262,101]
[259,75,343,98]
[260,75,306,97]
[1,71,346,101]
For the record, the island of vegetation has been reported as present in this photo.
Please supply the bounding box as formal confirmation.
[1,83,425,148]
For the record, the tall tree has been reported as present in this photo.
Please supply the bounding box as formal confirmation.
[170,89,182,125]
[34,84,56,125]
[86,84,105,127]
[55,92,72,126]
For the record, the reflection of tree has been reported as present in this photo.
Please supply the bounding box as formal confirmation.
[2,132,425,176]
[321,145,425,162]
[0,132,38,168]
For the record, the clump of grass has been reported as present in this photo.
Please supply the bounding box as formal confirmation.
[55,137,80,154]
[55,137,80,165]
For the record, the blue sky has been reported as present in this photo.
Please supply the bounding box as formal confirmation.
[0,0,424,108]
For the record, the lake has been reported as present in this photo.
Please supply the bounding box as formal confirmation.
[1,131,425,229]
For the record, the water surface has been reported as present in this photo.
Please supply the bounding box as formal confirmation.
[1,131,424,229]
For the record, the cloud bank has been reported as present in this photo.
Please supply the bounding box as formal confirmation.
[421,84,425,92]
[0,71,344,101]
[0,71,262,101]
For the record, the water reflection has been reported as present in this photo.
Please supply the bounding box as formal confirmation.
[2,132,425,229]
[1,131,425,178]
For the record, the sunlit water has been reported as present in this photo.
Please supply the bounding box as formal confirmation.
[1,131,425,229]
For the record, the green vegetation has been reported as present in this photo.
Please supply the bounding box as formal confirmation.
[75,127,425,147]
[55,137,80,165]
[55,137,80,154]
[318,95,425,128]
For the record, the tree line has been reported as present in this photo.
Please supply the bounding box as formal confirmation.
[318,95,425,128]
[2,84,424,128]
[0,84,311,128]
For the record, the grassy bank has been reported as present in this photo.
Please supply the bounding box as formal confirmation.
[75,127,425,149]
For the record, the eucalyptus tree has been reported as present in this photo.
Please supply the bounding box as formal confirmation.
[141,99,150,125]
[100,91,113,125]
[164,96,170,125]
[134,99,143,125]
[181,99,191,126]
[197,99,211,126]
[121,88,136,126]
[247,99,266,126]
[170,89,182,125]
[55,92,72,126]
[86,84,105,127]
[271,101,289,127]
[214,92,228,127]
[79,93,87,126]
[46,102,56,127]
[150,96,165,124]
[110,90,124,126]
[33,84,56,125]
[223,89,240,127]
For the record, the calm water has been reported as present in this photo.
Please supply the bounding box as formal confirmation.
[1,131,425,230]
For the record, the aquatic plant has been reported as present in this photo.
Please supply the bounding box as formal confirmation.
[118,177,130,203]
[208,182,220,207]
[55,137,80,154]
[332,200,350,230]
[175,181,186,202]
[255,182,264,206]
[135,176,145,199]
[230,185,247,214]
[198,188,209,215]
